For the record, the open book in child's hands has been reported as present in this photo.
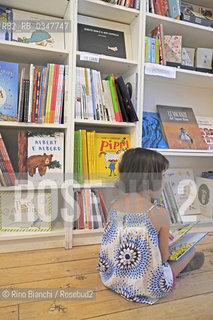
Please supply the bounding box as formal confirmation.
[169,222,198,246]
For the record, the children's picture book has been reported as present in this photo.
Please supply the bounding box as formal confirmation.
[0,6,12,40]
[78,23,126,59]
[165,168,197,215]
[27,131,64,185]
[169,222,198,246]
[94,133,130,182]
[142,111,168,149]
[181,47,195,68]
[0,61,18,121]
[196,116,213,150]
[196,177,213,219]
[0,191,52,231]
[164,35,182,65]
[12,9,65,49]
[169,231,208,261]
[157,105,207,150]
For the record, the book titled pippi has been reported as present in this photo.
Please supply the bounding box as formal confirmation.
[94,133,131,183]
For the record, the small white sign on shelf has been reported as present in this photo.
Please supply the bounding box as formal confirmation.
[80,52,100,63]
[145,63,177,79]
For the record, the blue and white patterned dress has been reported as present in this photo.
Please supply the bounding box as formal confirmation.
[97,204,174,305]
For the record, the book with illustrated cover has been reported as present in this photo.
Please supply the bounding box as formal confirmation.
[0,6,12,40]
[142,111,168,149]
[181,47,195,68]
[0,191,51,231]
[12,9,65,50]
[169,222,198,246]
[157,105,207,150]
[196,116,213,150]
[169,231,208,261]
[27,131,64,185]
[78,23,126,59]
[164,35,182,66]
[93,132,130,182]
[0,61,18,121]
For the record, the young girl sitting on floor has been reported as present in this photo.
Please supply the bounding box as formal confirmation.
[97,148,204,305]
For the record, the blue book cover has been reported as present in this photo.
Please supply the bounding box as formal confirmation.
[168,0,181,19]
[0,61,18,121]
[0,7,12,41]
[142,111,168,149]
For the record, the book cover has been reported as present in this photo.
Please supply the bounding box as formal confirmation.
[78,23,126,59]
[0,133,17,186]
[0,191,52,232]
[169,232,208,261]
[196,116,213,150]
[27,131,64,185]
[94,132,130,182]
[0,6,12,40]
[164,35,182,65]
[165,168,197,215]
[12,9,64,50]
[169,222,197,246]
[142,111,168,148]
[167,0,181,19]
[151,24,166,65]
[181,47,195,67]
[157,105,207,150]
[196,177,213,219]
[0,61,18,121]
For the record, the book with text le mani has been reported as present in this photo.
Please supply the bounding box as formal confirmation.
[157,105,207,150]
[168,222,208,261]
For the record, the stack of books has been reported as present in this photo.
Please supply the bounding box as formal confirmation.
[74,189,108,230]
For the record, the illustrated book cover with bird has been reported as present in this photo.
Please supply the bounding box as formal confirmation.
[157,105,207,149]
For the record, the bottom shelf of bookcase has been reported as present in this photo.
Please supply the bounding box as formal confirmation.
[72,228,104,246]
[0,228,65,253]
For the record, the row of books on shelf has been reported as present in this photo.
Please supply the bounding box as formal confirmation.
[73,189,108,230]
[0,6,65,49]
[147,0,213,27]
[145,30,213,72]
[0,130,64,187]
[74,131,131,184]
[0,61,67,124]
[100,0,140,9]
[75,67,138,122]
[142,106,212,150]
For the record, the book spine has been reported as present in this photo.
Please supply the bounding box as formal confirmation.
[0,151,12,186]
[45,63,54,123]
[28,64,34,122]
[36,73,43,123]
[40,67,49,123]
[160,0,166,15]
[151,38,156,63]
[23,80,30,123]
[90,69,97,120]
[59,74,65,124]
[31,68,38,123]
[34,71,41,123]
[156,0,162,14]
[50,64,60,123]
[18,67,25,122]
[147,37,152,63]
[17,130,28,182]
[155,38,160,64]
[55,65,64,123]
[37,68,45,123]
[107,74,123,122]
[0,135,17,186]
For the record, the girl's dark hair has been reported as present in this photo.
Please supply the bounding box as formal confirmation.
[116,148,169,193]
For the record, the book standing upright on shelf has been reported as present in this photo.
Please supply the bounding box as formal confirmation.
[157,105,208,149]
[0,6,12,40]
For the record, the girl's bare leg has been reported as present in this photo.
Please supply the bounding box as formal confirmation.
[169,247,195,278]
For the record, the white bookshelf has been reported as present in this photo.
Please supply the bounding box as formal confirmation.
[74,119,136,127]
[0,0,75,253]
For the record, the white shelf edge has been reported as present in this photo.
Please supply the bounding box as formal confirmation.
[73,228,104,235]
[80,0,140,15]
[0,228,65,240]
[0,185,66,191]
[146,12,213,34]
[0,122,67,129]
[150,149,213,157]
[0,40,69,56]
[73,183,115,189]
[76,51,138,66]
[74,119,136,127]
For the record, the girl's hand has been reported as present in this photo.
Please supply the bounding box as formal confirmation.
[169,232,174,241]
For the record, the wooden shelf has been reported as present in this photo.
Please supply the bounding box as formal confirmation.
[146,13,213,49]
[78,0,140,24]
[0,0,68,17]
[144,62,213,89]
[74,119,136,127]
[0,40,69,65]
[0,121,67,129]
[150,149,213,157]
[76,51,138,75]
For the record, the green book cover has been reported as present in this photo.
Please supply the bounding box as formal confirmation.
[105,75,122,122]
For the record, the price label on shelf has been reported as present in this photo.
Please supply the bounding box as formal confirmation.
[80,52,100,63]
[145,63,176,78]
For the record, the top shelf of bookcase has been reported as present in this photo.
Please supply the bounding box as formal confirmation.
[78,0,140,24]
[0,0,69,18]
[146,13,213,49]
[184,0,213,9]
[0,40,69,65]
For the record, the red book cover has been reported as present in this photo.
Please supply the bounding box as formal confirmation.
[36,72,43,123]
[156,0,162,14]
[0,134,17,186]
[153,0,158,13]
[151,24,166,65]
[96,191,107,226]
[98,191,108,224]
[0,150,12,186]
[40,67,48,124]
[78,190,85,229]
[130,0,134,8]
[50,64,60,123]
[31,68,38,123]
[18,130,28,182]
[160,0,166,15]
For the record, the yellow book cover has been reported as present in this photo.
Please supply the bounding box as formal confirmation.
[94,133,131,183]
[90,131,96,181]
[45,64,54,123]
[81,130,89,182]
